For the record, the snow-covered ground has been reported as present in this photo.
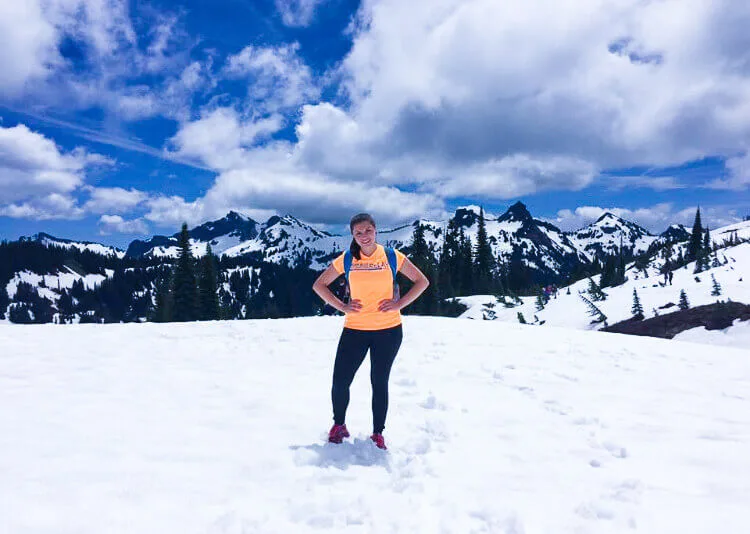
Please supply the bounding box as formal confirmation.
[673,319,750,348]
[2,316,749,533]
[458,242,750,348]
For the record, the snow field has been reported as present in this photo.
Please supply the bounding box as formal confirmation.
[1,316,749,533]
[458,243,750,346]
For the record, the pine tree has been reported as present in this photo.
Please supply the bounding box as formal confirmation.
[678,289,690,310]
[0,286,8,320]
[437,219,459,299]
[171,223,199,322]
[631,288,644,320]
[700,227,711,271]
[711,250,721,268]
[517,311,527,324]
[474,207,495,293]
[198,244,221,321]
[458,228,474,295]
[535,292,545,312]
[405,222,438,315]
[587,277,607,301]
[152,276,172,322]
[688,207,703,262]
[580,294,607,324]
[710,274,722,296]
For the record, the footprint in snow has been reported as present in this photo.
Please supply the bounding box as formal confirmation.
[419,394,447,411]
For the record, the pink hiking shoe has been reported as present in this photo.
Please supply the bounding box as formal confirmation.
[328,424,350,444]
[370,433,387,450]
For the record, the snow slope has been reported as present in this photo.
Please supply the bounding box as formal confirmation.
[458,241,750,348]
[33,232,126,259]
[1,317,749,533]
[673,319,750,348]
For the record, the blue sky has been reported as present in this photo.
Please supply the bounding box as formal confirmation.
[1,0,748,249]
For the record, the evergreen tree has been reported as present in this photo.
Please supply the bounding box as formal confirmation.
[687,207,703,262]
[535,291,545,312]
[473,207,495,293]
[711,250,721,268]
[171,223,199,322]
[587,277,607,301]
[0,286,8,320]
[710,274,722,296]
[698,228,711,271]
[678,289,690,310]
[198,244,221,321]
[405,223,438,315]
[517,311,527,324]
[458,228,474,295]
[580,294,607,324]
[443,219,462,296]
[152,275,173,322]
[631,288,644,320]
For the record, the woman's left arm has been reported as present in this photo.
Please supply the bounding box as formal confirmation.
[378,257,430,312]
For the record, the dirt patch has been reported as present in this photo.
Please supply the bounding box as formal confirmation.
[602,301,750,339]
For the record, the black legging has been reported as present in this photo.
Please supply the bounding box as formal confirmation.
[331,324,403,434]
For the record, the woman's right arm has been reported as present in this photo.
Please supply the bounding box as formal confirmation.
[312,265,361,314]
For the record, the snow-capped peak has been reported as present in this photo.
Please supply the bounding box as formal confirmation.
[29,232,125,259]
[568,213,655,262]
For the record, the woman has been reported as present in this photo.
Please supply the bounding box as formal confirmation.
[312,213,430,450]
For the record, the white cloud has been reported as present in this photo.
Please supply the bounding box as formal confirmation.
[705,151,750,191]
[143,142,447,228]
[224,43,320,113]
[0,1,60,96]
[142,195,207,228]
[0,124,92,204]
[98,214,149,234]
[0,124,119,220]
[0,0,208,123]
[168,107,284,171]
[283,0,750,199]
[275,0,328,27]
[423,155,596,199]
[553,203,742,233]
[0,193,84,220]
[83,187,148,214]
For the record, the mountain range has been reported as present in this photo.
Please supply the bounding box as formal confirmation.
[24,202,687,278]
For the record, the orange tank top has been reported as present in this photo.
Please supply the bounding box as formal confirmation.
[332,244,406,330]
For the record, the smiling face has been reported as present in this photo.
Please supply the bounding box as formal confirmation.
[351,220,377,251]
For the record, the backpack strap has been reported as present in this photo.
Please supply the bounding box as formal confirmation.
[343,250,353,282]
[384,246,398,281]
[344,246,401,299]
[384,246,400,300]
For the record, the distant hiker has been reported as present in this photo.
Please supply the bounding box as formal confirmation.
[312,213,430,450]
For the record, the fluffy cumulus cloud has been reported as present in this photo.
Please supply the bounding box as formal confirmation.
[553,203,742,233]
[4,0,750,229]
[142,143,446,228]
[0,124,162,222]
[97,214,149,235]
[0,193,84,220]
[168,107,284,171]
[0,1,60,97]
[290,0,750,199]
[82,187,149,214]
[0,124,107,205]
